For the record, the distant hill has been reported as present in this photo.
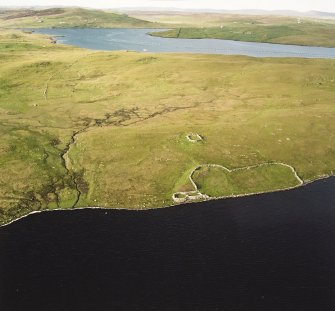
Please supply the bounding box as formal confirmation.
[121,8,335,20]
[226,10,335,19]
[0,7,162,28]
[308,10,335,19]
[1,7,333,30]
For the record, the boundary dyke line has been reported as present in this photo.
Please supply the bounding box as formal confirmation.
[43,73,55,100]
[43,59,80,100]
[172,162,304,203]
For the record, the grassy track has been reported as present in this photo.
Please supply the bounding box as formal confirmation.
[0,29,334,225]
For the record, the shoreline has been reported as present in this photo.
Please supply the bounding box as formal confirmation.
[0,174,332,229]
[25,28,335,59]
[148,30,335,49]
[26,27,335,49]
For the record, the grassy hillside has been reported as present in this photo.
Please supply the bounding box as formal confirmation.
[0,7,161,28]
[2,8,335,47]
[135,12,335,47]
[130,12,304,27]
[0,29,334,225]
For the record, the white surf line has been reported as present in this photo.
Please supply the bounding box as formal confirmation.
[0,201,177,228]
[0,206,125,228]
[0,174,333,228]
[172,162,304,203]
[186,133,203,143]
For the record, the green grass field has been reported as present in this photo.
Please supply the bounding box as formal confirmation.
[151,21,335,47]
[142,13,335,47]
[0,29,334,225]
[191,163,302,198]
